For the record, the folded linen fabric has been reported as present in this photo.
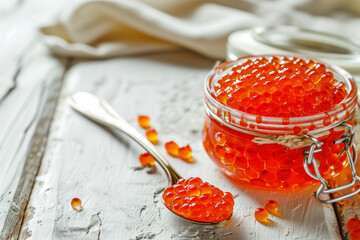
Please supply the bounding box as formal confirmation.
[40,0,360,60]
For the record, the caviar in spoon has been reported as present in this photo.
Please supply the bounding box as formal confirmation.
[163,177,234,223]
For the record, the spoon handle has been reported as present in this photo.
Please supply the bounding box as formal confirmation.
[67,91,182,185]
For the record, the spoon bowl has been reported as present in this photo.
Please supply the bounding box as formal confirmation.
[67,91,232,225]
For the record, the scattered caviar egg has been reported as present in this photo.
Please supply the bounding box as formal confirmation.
[139,153,155,166]
[347,217,360,232]
[178,145,192,160]
[351,229,360,240]
[146,129,158,144]
[264,200,279,215]
[255,208,269,223]
[138,115,150,129]
[165,141,179,157]
[71,198,82,211]
[162,177,234,223]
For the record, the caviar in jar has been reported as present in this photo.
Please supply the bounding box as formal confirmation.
[202,56,358,189]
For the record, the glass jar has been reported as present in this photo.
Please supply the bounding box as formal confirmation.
[202,55,360,203]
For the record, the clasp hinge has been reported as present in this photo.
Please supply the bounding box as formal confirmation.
[303,123,360,204]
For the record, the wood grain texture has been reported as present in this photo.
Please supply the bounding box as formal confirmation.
[20,51,343,240]
[0,58,70,240]
[0,0,73,235]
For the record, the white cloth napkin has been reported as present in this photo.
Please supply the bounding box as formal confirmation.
[41,0,360,60]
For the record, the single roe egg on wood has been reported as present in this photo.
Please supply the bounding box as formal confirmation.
[178,145,192,160]
[139,153,155,166]
[255,207,269,223]
[264,199,279,215]
[71,198,82,211]
[146,129,158,144]
[165,141,179,157]
[162,177,234,223]
[138,115,150,129]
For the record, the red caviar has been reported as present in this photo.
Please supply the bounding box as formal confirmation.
[138,115,150,129]
[71,198,82,211]
[165,141,179,157]
[214,56,346,117]
[162,177,234,223]
[351,229,360,240]
[354,185,360,197]
[146,129,158,144]
[202,56,357,189]
[264,200,279,215]
[178,145,192,160]
[139,153,155,166]
[347,218,360,232]
[255,208,268,223]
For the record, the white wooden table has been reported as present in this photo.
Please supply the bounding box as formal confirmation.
[1,0,359,239]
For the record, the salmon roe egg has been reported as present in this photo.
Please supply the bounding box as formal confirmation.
[139,153,155,166]
[71,198,82,211]
[178,145,192,160]
[354,185,360,197]
[146,129,158,144]
[255,208,269,223]
[138,115,150,129]
[264,200,279,215]
[162,177,234,223]
[214,56,347,119]
[347,217,360,232]
[351,229,360,240]
[165,141,179,157]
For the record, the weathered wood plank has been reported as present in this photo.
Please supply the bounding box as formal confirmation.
[0,58,70,240]
[0,0,73,234]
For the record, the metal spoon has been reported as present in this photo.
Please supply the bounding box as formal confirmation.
[66,91,231,225]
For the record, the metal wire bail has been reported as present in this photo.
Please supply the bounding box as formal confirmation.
[303,123,360,204]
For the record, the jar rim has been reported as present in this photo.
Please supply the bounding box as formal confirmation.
[204,55,358,135]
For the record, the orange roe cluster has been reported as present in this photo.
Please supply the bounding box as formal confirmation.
[213,56,347,118]
[255,208,268,223]
[347,217,360,240]
[71,198,82,211]
[146,129,158,144]
[162,177,234,223]
[264,200,279,215]
[138,115,150,129]
[139,153,155,166]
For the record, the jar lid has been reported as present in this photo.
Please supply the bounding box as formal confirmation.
[227,26,360,72]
